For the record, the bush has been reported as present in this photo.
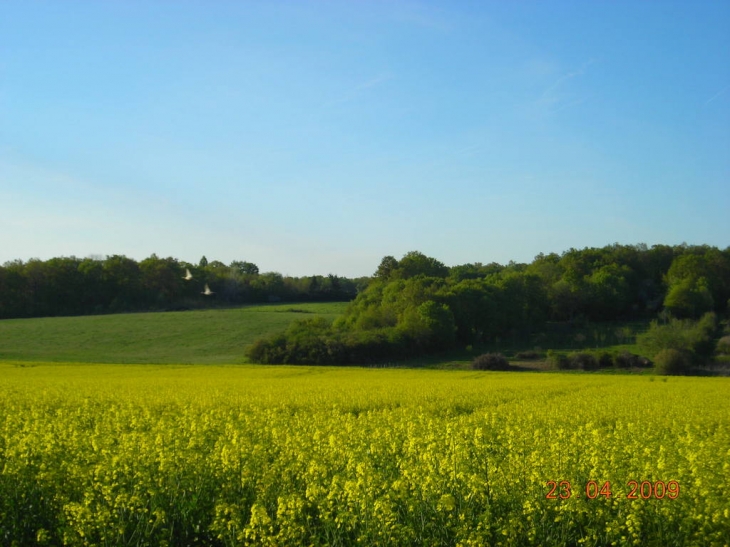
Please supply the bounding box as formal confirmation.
[654,348,691,375]
[546,350,570,370]
[472,353,510,371]
[515,350,541,360]
[637,313,717,365]
[693,312,718,359]
[717,335,730,355]
[246,323,419,366]
[342,328,413,364]
[246,334,289,364]
[613,350,650,368]
[568,352,598,370]
[544,350,648,371]
[596,351,614,369]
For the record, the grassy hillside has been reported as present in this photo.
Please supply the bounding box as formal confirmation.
[0,302,347,364]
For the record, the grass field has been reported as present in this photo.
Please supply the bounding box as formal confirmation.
[1,362,728,546]
[0,302,347,364]
[0,302,656,370]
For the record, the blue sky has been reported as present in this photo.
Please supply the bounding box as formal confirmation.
[1,1,728,277]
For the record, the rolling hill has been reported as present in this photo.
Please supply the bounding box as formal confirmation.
[0,302,347,364]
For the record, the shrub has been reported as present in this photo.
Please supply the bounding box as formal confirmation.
[637,313,717,365]
[654,348,691,375]
[569,352,598,371]
[472,353,510,371]
[693,312,718,359]
[596,351,614,369]
[614,350,638,368]
[515,350,541,360]
[546,350,570,370]
[718,335,730,355]
[246,334,289,364]
[342,328,413,364]
[544,350,647,371]
[247,322,423,366]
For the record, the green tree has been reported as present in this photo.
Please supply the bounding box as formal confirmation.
[139,255,184,306]
[78,257,106,313]
[495,272,548,338]
[396,251,449,279]
[0,261,29,318]
[417,300,456,349]
[206,260,227,270]
[664,277,714,318]
[637,313,716,366]
[441,279,500,344]
[230,261,259,276]
[398,300,456,351]
[526,253,562,285]
[448,262,503,282]
[102,255,141,310]
[549,278,586,321]
[374,256,399,279]
[586,264,633,320]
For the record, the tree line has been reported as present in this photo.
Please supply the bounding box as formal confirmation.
[1,243,728,333]
[0,255,366,319]
[246,244,730,365]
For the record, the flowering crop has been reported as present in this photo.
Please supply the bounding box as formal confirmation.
[1,363,728,546]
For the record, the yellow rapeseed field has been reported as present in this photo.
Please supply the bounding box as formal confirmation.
[1,362,728,546]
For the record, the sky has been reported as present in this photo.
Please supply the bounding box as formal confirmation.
[1,0,729,277]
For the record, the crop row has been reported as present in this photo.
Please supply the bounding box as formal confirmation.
[0,364,728,546]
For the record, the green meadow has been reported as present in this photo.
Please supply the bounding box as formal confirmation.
[0,302,347,364]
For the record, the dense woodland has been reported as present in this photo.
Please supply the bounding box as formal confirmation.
[0,255,364,319]
[245,244,730,366]
[1,244,728,323]
[2,243,729,369]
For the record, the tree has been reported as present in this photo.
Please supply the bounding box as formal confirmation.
[398,300,456,351]
[664,277,714,318]
[251,272,286,301]
[139,255,184,306]
[38,257,85,316]
[448,262,502,282]
[495,272,548,338]
[526,253,562,285]
[585,264,633,320]
[78,257,106,313]
[549,278,586,321]
[102,255,141,310]
[374,256,399,279]
[396,251,449,279]
[637,313,716,365]
[327,274,341,291]
[0,261,29,318]
[441,279,500,344]
[230,261,259,276]
[417,300,456,350]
